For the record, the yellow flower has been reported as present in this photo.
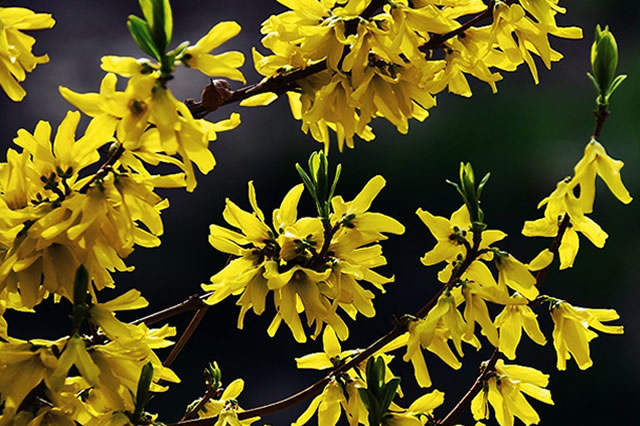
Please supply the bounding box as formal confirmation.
[494,295,546,360]
[0,6,55,101]
[384,390,445,426]
[403,290,479,388]
[522,179,606,270]
[293,327,404,426]
[572,138,632,214]
[550,300,623,370]
[471,360,553,426]
[417,205,505,268]
[0,337,64,414]
[490,1,581,84]
[183,21,246,83]
[494,252,539,300]
[198,378,259,425]
[255,0,581,148]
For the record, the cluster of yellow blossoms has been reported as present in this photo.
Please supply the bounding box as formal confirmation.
[0,6,54,101]
[0,286,179,425]
[0,2,252,424]
[252,0,582,150]
[203,175,404,343]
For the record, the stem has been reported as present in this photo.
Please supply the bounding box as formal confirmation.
[181,388,217,421]
[438,348,499,426]
[163,305,210,368]
[593,104,609,139]
[79,144,125,193]
[130,293,210,326]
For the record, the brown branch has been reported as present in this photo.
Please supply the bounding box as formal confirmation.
[130,293,210,326]
[181,388,218,422]
[79,144,125,193]
[438,348,499,426]
[593,104,610,139]
[163,305,211,368]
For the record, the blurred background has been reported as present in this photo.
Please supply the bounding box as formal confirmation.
[3,1,639,425]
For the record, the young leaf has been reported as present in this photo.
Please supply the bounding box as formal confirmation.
[127,15,161,60]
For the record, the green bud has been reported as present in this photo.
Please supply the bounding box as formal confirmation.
[588,24,627,107]
[297,151,341,219]
[591,25,618,93]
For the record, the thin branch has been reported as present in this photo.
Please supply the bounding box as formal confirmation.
[79,144,125,193]
[130,293,210,326]
[438,348,499,426]
[181,388,218,422]
[593,104,610,139]
[163,305,210,368]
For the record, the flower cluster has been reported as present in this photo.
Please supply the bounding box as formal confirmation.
[523,139,632,269]
[471,359,554,426]
[0,6,55,101]
[0,288,179,424]
[202,176,404,343]
[0,112,174,308]
[251,0,581,150]
[293,327,443,426]
[59,19,245,192]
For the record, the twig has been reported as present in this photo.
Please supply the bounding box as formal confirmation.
[79,144,125,193]
[163,305,210,368]
[593,104,609,139]
[438,348,499,426]
[130,293,210,326]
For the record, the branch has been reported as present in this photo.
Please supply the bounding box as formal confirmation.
[593,104,610,139]
[437,348,499,426]
[79,144,125,193]
[130,293,210,326]
[163,305,210,368]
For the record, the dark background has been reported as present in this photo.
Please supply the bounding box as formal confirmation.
[3,1,638,425]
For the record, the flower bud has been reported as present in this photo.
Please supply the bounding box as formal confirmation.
[590,25,619,100]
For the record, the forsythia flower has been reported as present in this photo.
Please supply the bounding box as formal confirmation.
[416,204,505,284]
[203,176,403,343]
[494,294,546,360]
[523,139,632,269]
[0,6,55,101]
[385,390,445,426]
[550,300,623,370]
[403,290,478,388]
[197,378,259,425]
[253,0,581,150]
[471,360,554,426]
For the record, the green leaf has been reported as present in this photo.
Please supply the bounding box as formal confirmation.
[328,163,342,201]
[379,377,400,413]
[150,0,173,53]
[127,15,161,60]
[135,362,154,419]
[607,74,627,98]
